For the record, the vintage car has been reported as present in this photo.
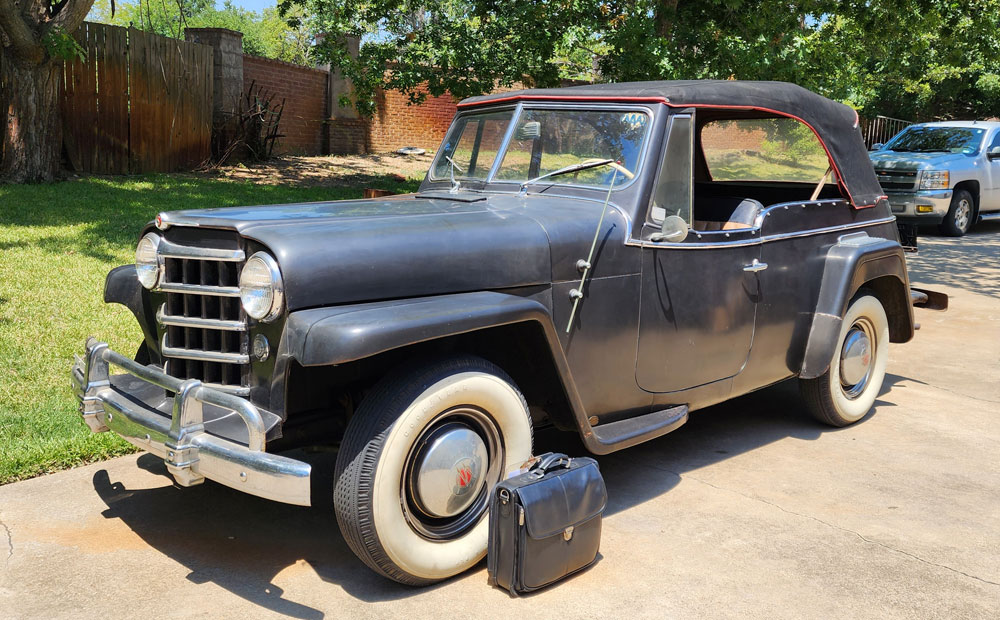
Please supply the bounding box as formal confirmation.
[73,81,935,586]
[870,120,1000,236]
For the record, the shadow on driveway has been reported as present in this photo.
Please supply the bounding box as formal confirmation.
[91,376,909,616]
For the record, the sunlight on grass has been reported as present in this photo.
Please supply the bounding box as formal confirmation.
[0,172,421,484]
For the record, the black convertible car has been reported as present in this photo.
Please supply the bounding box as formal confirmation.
[73,81,938,585]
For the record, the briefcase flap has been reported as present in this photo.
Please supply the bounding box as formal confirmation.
[517,462,607,539]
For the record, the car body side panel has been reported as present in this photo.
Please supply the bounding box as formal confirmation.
[731,201,908,395]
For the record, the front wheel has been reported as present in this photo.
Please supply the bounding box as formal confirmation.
[800,294,890,427]
[333,356,533,585]
[939,189,975,237]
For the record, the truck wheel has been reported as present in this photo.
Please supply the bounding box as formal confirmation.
[800,294,889,427]
[333,356,533,585]
[939,189,974,237]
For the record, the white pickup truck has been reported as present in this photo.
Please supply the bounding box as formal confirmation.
[870,121,1000,236]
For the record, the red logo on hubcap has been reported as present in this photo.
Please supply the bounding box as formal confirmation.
[457,466,473,488]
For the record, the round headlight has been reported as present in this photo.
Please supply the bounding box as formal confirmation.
[135,233,162,289]
[239,252,284,321]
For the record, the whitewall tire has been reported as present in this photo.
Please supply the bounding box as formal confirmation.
[334,356,532,585]
[800,294,890,427]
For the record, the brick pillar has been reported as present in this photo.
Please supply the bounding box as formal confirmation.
[184,28,244,158]
[324,35,368,155]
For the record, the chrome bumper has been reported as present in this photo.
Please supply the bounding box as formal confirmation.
[71,338,310,506]
[886,189,952,222]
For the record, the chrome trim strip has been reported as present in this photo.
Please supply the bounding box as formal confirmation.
[625,216,897,249]
[761,216,897,243]
[158,238,245,262]
[71,338,310,506]
[161,334,250,364]
[156,305,246,332]
[156,282,241,297]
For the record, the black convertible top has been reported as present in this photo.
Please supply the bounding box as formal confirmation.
[460,81,885,208]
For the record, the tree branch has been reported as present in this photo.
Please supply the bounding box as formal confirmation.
[45,0,97,37]
[0,0,44,64]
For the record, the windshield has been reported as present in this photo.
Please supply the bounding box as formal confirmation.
[884,126,986,154]
[431,110,514,180]
[431,107,651,189]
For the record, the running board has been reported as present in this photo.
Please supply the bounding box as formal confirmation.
[979,212,1000,222]
[589,404,689,452]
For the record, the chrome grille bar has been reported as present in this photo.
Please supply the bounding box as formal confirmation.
[159,238,245,262]
[156,305,246,331]
[157,282,241,297]
[161,335,250,364]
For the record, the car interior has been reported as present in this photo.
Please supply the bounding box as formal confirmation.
[689,110,843,232]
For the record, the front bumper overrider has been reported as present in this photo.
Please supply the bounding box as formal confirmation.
[71,338,311,506]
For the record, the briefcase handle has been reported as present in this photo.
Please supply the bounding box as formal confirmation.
[532,452,572,475]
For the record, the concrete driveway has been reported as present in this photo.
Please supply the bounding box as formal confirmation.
[1,223,998,620]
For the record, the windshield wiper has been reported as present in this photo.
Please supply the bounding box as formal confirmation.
[518,158,634,195]
[445,155,465,193]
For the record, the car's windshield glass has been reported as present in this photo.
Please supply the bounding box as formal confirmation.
[495,109,650,188]
[431,110,514,180]
[884,126,986,154]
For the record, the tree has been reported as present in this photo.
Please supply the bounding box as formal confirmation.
[90,0,315,65]
[286,0,1000,121]
[1,0,95,182]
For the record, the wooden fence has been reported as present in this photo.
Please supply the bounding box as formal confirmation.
[61,22,213,174]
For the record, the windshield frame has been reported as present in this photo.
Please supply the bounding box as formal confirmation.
[427,102,655,192]
[883,125,988,155]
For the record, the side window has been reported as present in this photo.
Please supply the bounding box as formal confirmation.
[701,118,829,183]
[990,130,1000,151]
[649,113,694,227]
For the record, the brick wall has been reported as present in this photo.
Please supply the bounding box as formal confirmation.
[701,123,767,151]
[243,55,329,155]
[366,86,459,153]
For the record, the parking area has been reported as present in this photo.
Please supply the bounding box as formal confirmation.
[1,223,997,620]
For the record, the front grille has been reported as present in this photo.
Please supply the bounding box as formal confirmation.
[155,239,249,395]
[875,169,917,191]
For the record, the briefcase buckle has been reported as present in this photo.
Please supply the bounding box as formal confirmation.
[563,526,574,541]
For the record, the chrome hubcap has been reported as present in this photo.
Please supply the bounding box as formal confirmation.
[402,407,503,540]
[955,199,972,231]
[411,423,488,518]
[840,319,875,399]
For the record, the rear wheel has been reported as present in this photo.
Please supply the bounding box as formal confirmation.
[800,294,889,427]
[939,189,974,237]
[333,356,533,585]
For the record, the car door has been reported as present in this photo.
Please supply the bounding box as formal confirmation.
[984,129,1000,211]
[635,112,761,393]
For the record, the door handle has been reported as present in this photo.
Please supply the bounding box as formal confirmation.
[743,259,768,273]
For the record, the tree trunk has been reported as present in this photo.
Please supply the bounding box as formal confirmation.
[1,56,63,183]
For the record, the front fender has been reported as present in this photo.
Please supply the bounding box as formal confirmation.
[104,265,160,361]
[799,235,913,379]
[284,292,557,367]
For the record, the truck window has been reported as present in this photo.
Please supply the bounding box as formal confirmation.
[701,118,829,183]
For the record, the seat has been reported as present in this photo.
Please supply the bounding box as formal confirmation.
[692,196,763,231]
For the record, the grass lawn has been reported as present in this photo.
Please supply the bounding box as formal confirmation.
[0,170,421,484]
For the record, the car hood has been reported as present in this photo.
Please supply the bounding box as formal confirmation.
[158,192,556,310]
[869,150,970,170]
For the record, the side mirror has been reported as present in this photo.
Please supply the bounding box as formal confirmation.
[515,121,541,140]
[870,143,884,151]
[651,215,689,243]
[988,146,1000,160]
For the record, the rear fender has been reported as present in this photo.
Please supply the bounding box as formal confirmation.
[799,234,913,379]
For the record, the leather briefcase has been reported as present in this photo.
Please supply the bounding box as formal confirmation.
[487,453,607,595]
